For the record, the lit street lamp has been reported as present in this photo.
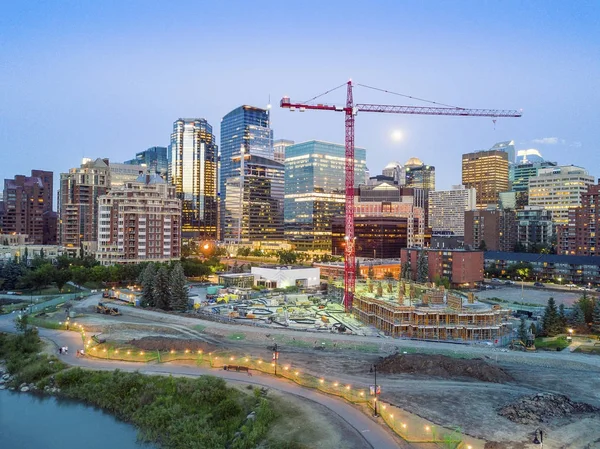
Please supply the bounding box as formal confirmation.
[369,364,380,416]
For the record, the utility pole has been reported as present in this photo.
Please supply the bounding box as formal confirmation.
[273,343,279,376]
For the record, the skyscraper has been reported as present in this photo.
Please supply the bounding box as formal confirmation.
[404,157,435,191]
[169,118,218,240]
[273,139,294,164]
[428,185,476,236]
[125,146,168,178]
[462,149,509,208]
[284,140,367,252]
[220,105,275,240]
[529,165,594,225]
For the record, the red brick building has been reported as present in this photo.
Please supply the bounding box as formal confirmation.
[464,209,516,251]
[400,248,483,287]
[557,183,600,256]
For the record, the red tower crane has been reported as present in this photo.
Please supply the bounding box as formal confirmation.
[281,81,522,312]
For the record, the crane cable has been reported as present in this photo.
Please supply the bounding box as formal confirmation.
[356,83,464,109]
[302,82,348,104]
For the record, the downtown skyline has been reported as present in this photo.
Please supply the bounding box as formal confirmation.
[1,1,599,191]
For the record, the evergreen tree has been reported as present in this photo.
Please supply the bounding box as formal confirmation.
[592,300,600,334]
[417,250,428,283]
[569,304,586,331]
[169,263,189,312]
[401,261,411,281]
[368,264,375,280]
[529,322,537,338]
[518,316,528,342]
[558,303,567,329]
[574,293,594,325]
[140,263,157,307]
[153,265,171,310]
[542,297,562,336]
[355,260,361,279]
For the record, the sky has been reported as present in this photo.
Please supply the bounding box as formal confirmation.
[1,0,599,195]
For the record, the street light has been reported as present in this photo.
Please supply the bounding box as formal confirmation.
[369,364,379,416]
[533,429,543,447]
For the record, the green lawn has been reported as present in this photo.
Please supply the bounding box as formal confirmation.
[535,336,569,351]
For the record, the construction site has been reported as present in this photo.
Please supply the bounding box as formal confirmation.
[352,281,511,342]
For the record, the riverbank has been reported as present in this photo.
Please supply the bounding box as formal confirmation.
[0,330,279,449]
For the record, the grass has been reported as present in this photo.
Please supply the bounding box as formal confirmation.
[574,345,600,355]
[0,331,278,449]
[229,332,246,341]
[28,316,64,330]
[192,324,206,332]
[535,336,570,351]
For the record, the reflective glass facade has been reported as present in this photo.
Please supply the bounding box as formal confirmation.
[220,106,274,239]
[224,155,284,242]
[284,141,367,251]
[168,118,218,239]
[125,146,168,178]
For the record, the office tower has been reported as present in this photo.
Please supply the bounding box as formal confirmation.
[529,165,594,225]
[169,118,218,240]
[382,161,404,184]
[462,148,509,208]
[273,139,294,164]
[125,146,168,177]
[510,151,557,206]
[464,208,517,251]
[516,206,554,252]
[220,106,273,236]
[59,158,110,252]
[284,140,367,252]
[96,174,181,265]
[490,140,516,164]
[223,156,284,242]
[404,157,435,191]
[428,185,476,236]
[332,180,426,257]
[1,170,55,244]
[557,182,600,256]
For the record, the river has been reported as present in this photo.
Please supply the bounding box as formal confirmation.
[0,390,153,449]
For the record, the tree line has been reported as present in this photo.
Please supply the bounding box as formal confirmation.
[540,295,600,337]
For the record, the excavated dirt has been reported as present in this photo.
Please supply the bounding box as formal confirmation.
[499,392,599,425]
[127,336,218,353]
[377,353,514,383]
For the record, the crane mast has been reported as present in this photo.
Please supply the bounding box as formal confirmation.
[281,81,521,312]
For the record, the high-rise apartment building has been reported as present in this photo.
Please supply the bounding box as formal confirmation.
[528,165,594,225]
[516,206,554,251]
[1,170,55,244]
[125,146,168,178]
[59,158,110,252]
[557,183,600,256]
[464,208,517,252]
[169,118,218,240]
[108,162,145,187]
[220,106,273,237]
[223,155,285,243]
[273,139,294,164]
[96,174,181,265]
[284,140,367,252]
[462,149,509,208]
[428,185,476,236]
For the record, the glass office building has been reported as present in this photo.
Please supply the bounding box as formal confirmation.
[284,140,367,252]
[125,146,168,178]
[220,105,274,239]
[168,118,218,240]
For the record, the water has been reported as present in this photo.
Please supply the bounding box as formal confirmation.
[0,391,153,449]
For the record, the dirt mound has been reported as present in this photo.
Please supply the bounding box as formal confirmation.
[128,336,217,353]
[499,392,599,425]
[377,353,513,383]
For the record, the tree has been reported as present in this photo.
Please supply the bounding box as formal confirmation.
[573,293,594,325]
[401,261,411,281]
[39,248,45,259]
[518,316,528,343]
[169,263,189,312]
[355,260,361,279]
[277,250,298,265]
[542,297,562,336]
[153,265,171,310]
[569,304,586,331]
[15,314,28,333]
[558,303,567,329]
[433,275,450,289]
[139,263,157,307]
[417,250,428,283]
[54,269,72,292]
[70,266,90,287]
[592,299,600,334]
[368,264,375,280]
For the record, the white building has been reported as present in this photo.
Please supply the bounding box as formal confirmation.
[96,174,181,265]
[251,266,320,289]
[529,165,594,225]
[428,185,476,236]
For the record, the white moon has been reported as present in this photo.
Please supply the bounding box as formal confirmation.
[391,129,403,141]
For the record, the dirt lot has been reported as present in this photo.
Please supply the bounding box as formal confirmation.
[71,302,600,449]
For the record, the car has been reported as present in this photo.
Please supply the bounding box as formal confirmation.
[534,282,545,287]
[491,278,502,284]
[566,283,577,288]
[504,280,515,285]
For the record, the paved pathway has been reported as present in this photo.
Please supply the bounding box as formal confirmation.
[0,313,406,449]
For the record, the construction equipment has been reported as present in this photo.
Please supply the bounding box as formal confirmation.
[509,339,536,351]
[95,302,121,316]
[281,81,521,312]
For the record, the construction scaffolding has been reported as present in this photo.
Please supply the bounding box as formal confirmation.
[353,292,511,342]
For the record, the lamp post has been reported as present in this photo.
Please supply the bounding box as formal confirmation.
[518,277,524,301]
[370,364,379,416]
[533,429,543,447]
[273,343,279,376]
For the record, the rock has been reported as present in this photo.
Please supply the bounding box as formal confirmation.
[0,385,5,390]
[246,411,256,421]
[2,374,9,380]
[499,393,599,424]
[19,383,27,389]
[20,386,29,392]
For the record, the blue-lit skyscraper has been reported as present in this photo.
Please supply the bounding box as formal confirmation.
[284,141,367,252]
[125,146,168,178]
[220,105,275,240]
[169,118,218,240]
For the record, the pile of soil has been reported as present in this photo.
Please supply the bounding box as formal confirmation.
[128,336,217,353]
[376,353,513,383]
[499,392,599,425]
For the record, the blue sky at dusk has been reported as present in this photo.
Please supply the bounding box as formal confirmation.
[1,0,599,190]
